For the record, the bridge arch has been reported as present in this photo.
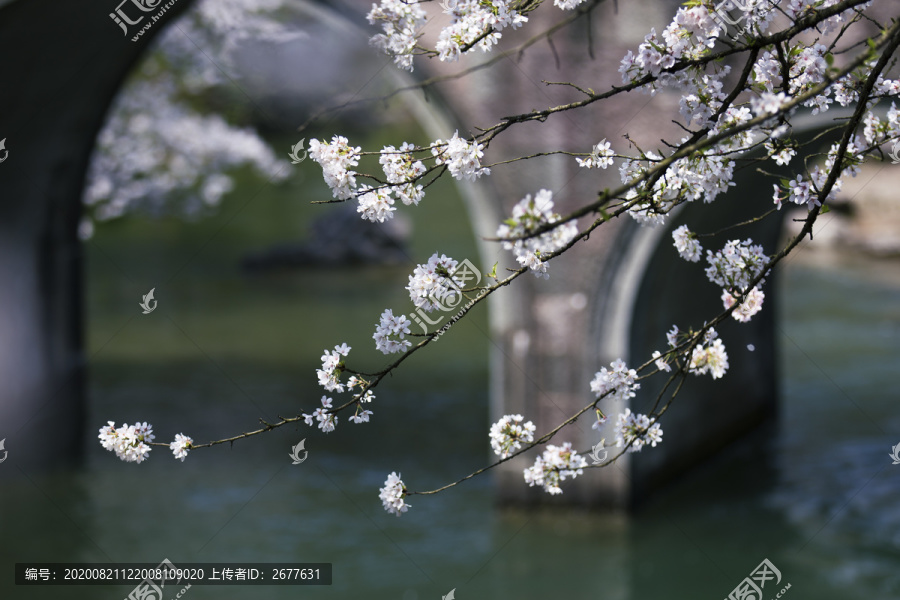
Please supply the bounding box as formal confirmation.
[0,0,858,512]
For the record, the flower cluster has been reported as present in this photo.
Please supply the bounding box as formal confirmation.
[170,433,193,462]
[348,407,374,424]
[705,239,769,291]
[373,309,412,354]
[652,350,672,373]
[303,396,338,433]
[554,0,588,9]
[317,344,351,392]
[356,185,395,223]
[81,0,298,237]
[308,136,361,200]
[672,225,702,262]
[590,359,640,404]
[435,0,527,62]
[406,252,461,312]
[379,142,426,206]
[489,414,536,459]
[496,189,578,279]
[431,131,490,182]
[722,287,765,323]
[619,6,722,92]
[613,408,663,453]
[688,329,729,379]
[764,139,796,166]
[98,421,155,464]
[523,442,588,495]
[620,148,736,228]
[750,91,789,117]
[366,0,427,71]
[379,471,409,516]
[347,376,376,420]
[576,139,615,169]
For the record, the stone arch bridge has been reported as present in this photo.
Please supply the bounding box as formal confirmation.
[0,0,845,507]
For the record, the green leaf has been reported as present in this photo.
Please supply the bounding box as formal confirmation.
[820,204,831,214]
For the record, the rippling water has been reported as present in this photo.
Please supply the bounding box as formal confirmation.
[2,168,898,599]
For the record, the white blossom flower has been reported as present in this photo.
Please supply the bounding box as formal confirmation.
[496,189,578,279]
[591,409,609,431]
[357,185,396,223]
[379,142,426,205]
[689,332,729,379]
[98,421,155,464]
[523,442,588,495]
[751,91,788,117]
[672,225,702,262]
[317,344,351,392]
[555,0,588,9]
[349,409,373,424]
[373,309,412,354]
[652,350,672,372]
[576,139,615,169]
[303,396,338,433]
[431,131,490,182]
[406,252,461,312]
[666,325,680,348]
[614,408,663,452]
[764,137,797,166]
[705,239,769,291]
[434,0,527,62]
[308,136,361,200]
[489,414,536,458]
[590,359,640,403]
[367,0,427,71]
[170,433,193,462]
[722,287,765,323]
[379,471,409,516]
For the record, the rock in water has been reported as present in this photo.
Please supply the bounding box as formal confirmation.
[242,203,411,270]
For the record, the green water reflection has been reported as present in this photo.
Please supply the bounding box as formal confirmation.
[2,158,899,598]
